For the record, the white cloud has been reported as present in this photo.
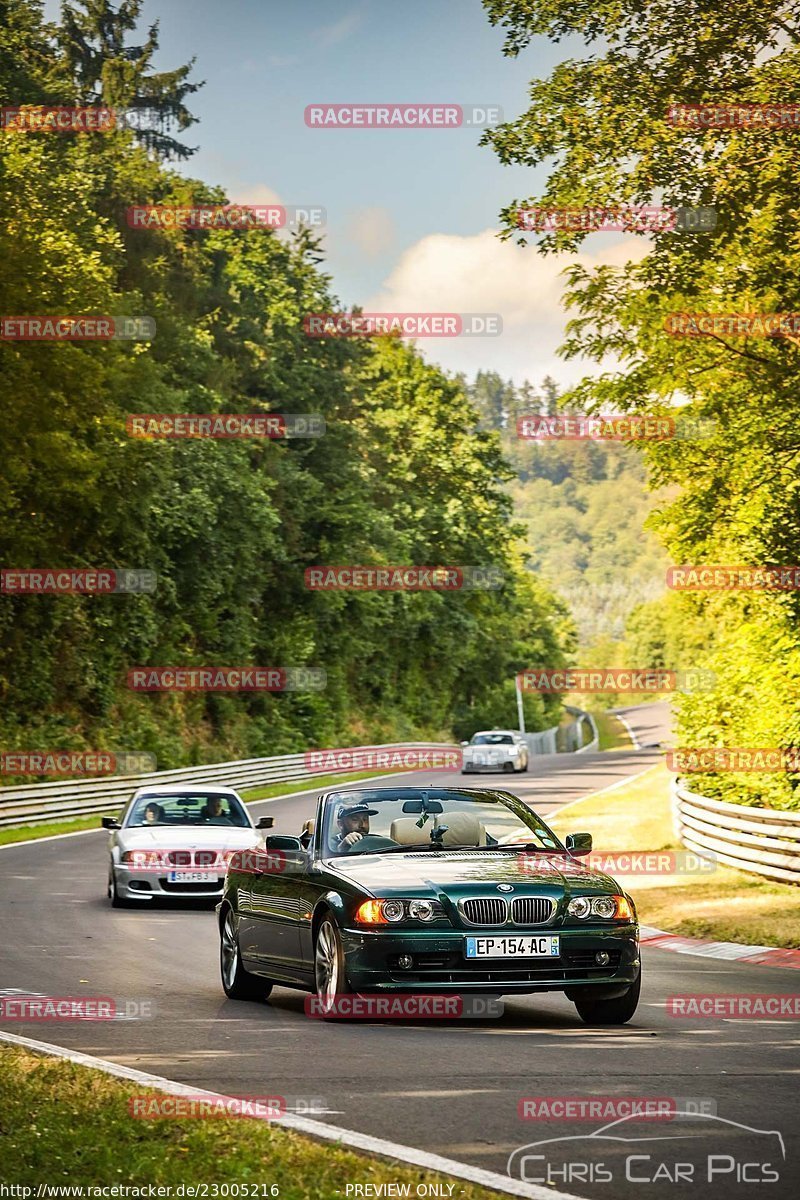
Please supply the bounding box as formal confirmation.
[345,206,396,259]
[365,229,648,387]
[314,10,364,48]
[230,183,283,207]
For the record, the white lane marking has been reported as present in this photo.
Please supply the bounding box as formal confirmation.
[544,766,655,820]
[613,711,642,750]
[0,1029,587,1200]
[0,829,107,851]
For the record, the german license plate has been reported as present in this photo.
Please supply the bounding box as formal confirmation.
[464,935,560,959]
[168,871,217,883]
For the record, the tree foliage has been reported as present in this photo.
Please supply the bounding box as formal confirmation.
[483,0,800,806]
[0,1,572,774]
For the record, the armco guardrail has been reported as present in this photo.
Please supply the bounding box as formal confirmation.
[567,707,599,754]
[0,712,600,830]
[0,743,456,829]
[672,776,800,885]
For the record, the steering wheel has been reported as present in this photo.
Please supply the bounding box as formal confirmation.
[346,834,400,853]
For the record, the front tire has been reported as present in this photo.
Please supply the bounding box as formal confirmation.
[573,969,641,1025]
[220,909,271,1001]
[108,869,129,908]
[314,916,349,1019]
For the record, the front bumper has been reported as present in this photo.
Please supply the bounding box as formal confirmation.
[112,864,225,900]
[462,758,515,772]
[341,924,639,993]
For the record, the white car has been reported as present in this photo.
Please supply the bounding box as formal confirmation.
[103,784,266,906]
[461,730,529,774]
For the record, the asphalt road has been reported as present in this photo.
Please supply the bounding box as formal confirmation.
[2,701,798,1198]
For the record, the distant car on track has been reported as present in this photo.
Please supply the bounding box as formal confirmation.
[217,785,640,1025]
[103,784,267,906]
[461,730,529,774]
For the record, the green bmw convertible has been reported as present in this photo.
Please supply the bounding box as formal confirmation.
[218,785,641,1024]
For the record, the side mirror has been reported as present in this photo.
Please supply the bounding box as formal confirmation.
[266,835,304,852]
[566,831,592,855]
[460,741,469,748]
[256,816,274,830]
[101,817,121,830]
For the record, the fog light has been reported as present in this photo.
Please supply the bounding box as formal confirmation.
[595,951,610,966]
[398,954,413,970]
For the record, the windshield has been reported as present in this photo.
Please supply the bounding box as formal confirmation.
[126,792,250,828]
[471,733,514,745]
[322,787,563,857]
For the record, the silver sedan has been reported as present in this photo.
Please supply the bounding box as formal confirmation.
[461,730,529,774]
[103,784,266,906]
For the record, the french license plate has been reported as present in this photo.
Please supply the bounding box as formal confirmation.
[465,935,560,959]
[168,871,217,883]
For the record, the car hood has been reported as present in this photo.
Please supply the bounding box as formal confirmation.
[328,850,619,895]
[117,826,259,852]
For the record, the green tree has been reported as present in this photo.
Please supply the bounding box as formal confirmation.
[481,0,800,805]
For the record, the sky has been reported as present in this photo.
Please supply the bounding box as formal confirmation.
[44,0,637,388]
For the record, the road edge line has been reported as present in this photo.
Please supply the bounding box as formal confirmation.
[0,1029,587,1200]
[612,711,642,750]
[547,765,657,821]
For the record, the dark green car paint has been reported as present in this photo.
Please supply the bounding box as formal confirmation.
[219,787,640,997]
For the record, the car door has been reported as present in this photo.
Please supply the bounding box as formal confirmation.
[240,843,306,978]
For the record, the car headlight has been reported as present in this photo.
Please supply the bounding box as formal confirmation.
[355,898,445,925]
[382,899,405,923]
[567,895,633,920]
[120,850,163,868]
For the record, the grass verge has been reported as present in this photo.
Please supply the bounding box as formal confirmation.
[593,711,633,752]
[0,1045,506,1198]
[547,764,800,948]
[0,769,407,848]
